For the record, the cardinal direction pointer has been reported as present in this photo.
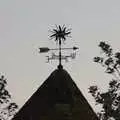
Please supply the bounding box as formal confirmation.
[38,25,79,69]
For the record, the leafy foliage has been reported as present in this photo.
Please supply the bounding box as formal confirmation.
[89,41,120,120]
[0,75,18,120]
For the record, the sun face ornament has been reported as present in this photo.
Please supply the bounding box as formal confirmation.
[50,25,71,42]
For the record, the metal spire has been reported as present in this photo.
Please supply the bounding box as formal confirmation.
[39,25,79,69]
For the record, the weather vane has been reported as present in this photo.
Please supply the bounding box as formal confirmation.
[39,25,79,69]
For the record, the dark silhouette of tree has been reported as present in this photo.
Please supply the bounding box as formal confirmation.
[89,41,120,120]
[0,75,18,120]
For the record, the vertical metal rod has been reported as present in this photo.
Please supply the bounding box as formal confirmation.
[59,38,62,66]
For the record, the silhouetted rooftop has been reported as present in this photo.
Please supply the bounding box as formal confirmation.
[12,68,99,120]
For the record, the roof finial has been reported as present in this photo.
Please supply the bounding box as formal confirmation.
[39,25,79,69]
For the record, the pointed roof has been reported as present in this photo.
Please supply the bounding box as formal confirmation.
[12,68,99,120]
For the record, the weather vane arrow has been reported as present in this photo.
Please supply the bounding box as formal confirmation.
[38,25,79,69]
[39,46,79,53]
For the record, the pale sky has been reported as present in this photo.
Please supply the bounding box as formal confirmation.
[0,0,120,112]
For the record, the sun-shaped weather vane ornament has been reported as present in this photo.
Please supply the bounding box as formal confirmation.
[39,25,79,69]
[50,25,71,42]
